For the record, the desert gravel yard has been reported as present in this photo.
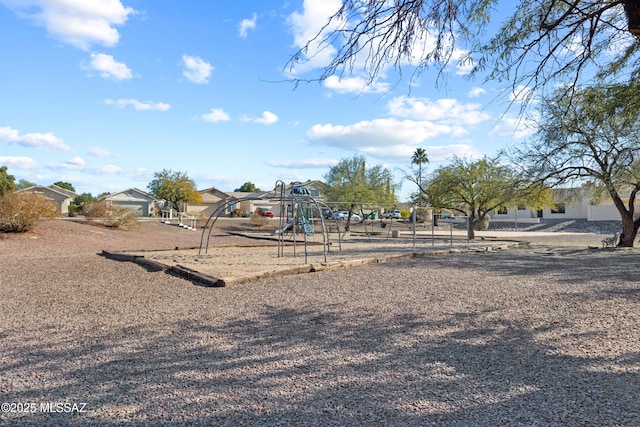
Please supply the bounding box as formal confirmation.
[1,220,639,426]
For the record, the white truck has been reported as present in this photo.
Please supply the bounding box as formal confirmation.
[380,209,401,219]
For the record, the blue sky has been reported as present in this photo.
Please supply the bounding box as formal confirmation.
[0,0,533,200]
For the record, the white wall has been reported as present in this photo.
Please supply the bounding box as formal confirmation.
[491,208,536,221]
[588,204,635,221]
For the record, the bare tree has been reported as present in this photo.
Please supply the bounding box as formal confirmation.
[288,1,640,99]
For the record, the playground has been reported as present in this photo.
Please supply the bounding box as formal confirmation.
[98,181,522,285]
[104,181,629,287]
[105,219,624,287]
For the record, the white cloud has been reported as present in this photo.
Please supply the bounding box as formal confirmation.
[47,162,122,174]
[0,126,70,151]
[0,156,37,169]
[305,94,493,162]
[254,111,278,125]
[87,53,132,81]
[0,0,135,50]
[286,0,342,74]
[387,96,491,126]
[287,0,458,79]
[510,85,534,104]
[488,116,536,139]
[45,162,80,171]
[239,13,257,38]
[288,0,341,49]
[604,25,635,57]
[360,143,482,162]
[195,174,240,190]
[266,170,306,183]
[181,55,213,84]
[559,32,588,58]
[131,167,154,181]
[104,98,170,111]
[88,165,122,174]
[308,118,458,150]
[323,75,390,94]
[67,156,85,166]
[243,111,278,125]
[455,61,474,76]
[201,108,231,123]
[285,0,474,87]
[266,158,338,168]
[88,146,111,157]
[468,87,486,98]
[448,47,475,76]
[426,144,484,161]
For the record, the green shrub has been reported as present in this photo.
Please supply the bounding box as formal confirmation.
[0,192,59,232]
[70,193,97,215]
[84,201,139,229]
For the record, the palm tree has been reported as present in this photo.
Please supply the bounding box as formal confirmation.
[411,148,429,187]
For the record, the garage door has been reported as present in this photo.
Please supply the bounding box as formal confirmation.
[117,202,148,216]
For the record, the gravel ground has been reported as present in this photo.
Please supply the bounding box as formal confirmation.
[1,219,639,426]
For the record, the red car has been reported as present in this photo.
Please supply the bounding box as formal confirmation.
[257,208,274,218]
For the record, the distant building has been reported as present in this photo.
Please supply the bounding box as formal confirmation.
[17,184,78,215]
[187,180,330,219]
[101,188,157,217]
[490,186,638,223]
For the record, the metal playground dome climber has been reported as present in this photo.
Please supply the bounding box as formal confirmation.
[199,180,342,263]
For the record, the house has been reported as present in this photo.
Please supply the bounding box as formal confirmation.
[490,186,639,222]
[188,188,269,218]
[187,181,331,219]
[225,192,267,217]
[257,180,331,215]
[281,180,328,199]
[102,188,157,217]
[187,187,233,217]
[17,184,78,215]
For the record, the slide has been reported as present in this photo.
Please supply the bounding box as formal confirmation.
[272,219,295,235]
[300,219,314,235]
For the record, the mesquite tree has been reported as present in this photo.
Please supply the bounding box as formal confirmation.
[517,83,640,247]
[288,1,640,101]
[147,169,202,213]
[426,157,551,240]
[324,155,397,231]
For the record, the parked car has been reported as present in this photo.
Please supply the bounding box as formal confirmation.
[320,207,333,219]
[256,208,274,218]
[380,209,402,219]
[332,210,361,221]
